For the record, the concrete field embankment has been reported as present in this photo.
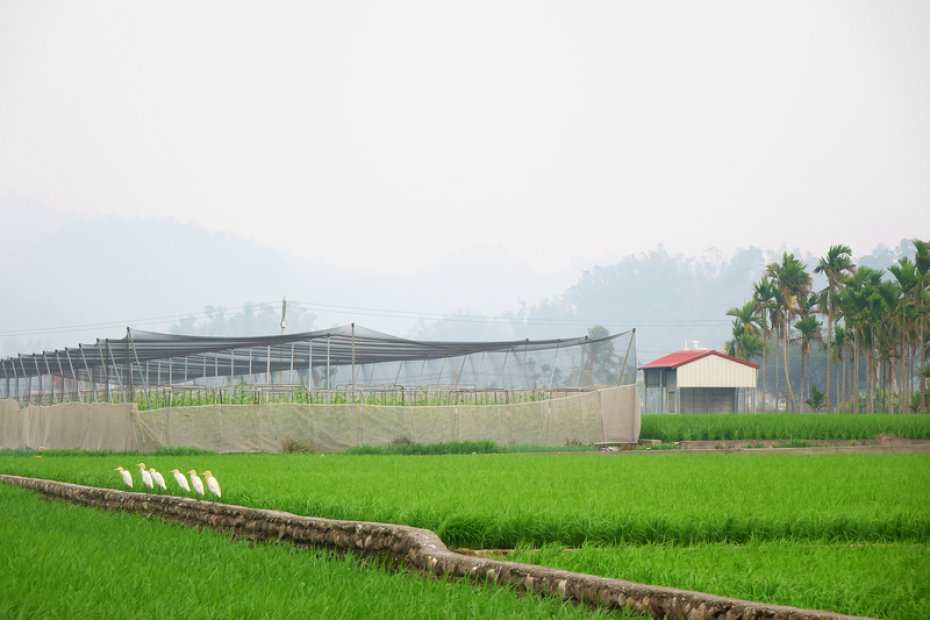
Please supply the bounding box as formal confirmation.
[1,475,869,620]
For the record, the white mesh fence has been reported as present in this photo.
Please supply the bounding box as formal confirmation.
[1,385,639,452]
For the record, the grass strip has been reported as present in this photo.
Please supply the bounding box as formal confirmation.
[507,541,930,620]
[641,413,930,442]
[2,452,927,549]
[0,483,616,619]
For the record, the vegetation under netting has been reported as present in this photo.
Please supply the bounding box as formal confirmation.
[2,451,927,618]
[121,386,556,411]
[641,413,930,442]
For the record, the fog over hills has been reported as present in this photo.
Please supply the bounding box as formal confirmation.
[0,202,917,364]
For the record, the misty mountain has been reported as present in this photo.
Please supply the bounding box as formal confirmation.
[0,199,917,365]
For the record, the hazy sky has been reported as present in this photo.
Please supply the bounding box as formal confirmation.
[1,1,928,276]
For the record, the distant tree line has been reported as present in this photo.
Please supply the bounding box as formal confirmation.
[725,240,930,413]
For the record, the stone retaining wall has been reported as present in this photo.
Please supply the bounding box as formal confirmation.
[1,475,869,620]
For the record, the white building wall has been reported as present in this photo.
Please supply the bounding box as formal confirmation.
[677,355,756,388]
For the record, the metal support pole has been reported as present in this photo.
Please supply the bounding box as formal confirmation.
[1,361,7,399]
[351,323,356,399]
[65,349,81,403]
[55,352,67,403]
[103,340,111,402]
[248,348,253,382]
[393,359,403,387]
[19,355,32,405]
[500,349,510,388]
[13,357,21,400]
[79,345,96,402]
[266,345,272,385]
[576,337,589,386]
[307,340,313,388]
[107,340,123,402]
[16,356,25,401]
[35,356,44,402]
[548,340,561,388]
[454,355,467,387]
[290,343,295,384]
[128,329,151,410]
[125,331,133,402]
[521,340,529,389]
[326,336,331,391]
[43,352,56,402]
[617,330,635,385]
[35,357,43,403]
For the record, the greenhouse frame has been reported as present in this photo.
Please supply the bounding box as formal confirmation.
[0,324,637,408]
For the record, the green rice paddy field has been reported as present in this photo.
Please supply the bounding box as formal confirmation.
[2,449,928,618]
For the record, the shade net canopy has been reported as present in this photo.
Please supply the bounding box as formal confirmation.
[1,325,637,397]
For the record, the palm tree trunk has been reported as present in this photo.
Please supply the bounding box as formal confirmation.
[853,336,860,414]
[825,309,833,413]
[837,347,849,407]
[760,328,769,413]
[783,326,794,411]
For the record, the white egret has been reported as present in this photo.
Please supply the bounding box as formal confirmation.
[136,463,154,490]
[149,467,167,491]
[188,469,205,496]
[114,466,133,488]
[170,468,191,492]
[203,470,222,498]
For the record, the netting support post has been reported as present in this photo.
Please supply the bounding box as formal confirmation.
[617,329,635,385]
[475,351,486,387]
[500,349,510,389]
[548,340,561,388]
[65,349,81,403]
[125,329,134,403]
[576,337,589,387]
[289,343,295,385]
[107,339,124,402]
[35,356,43,403]
[102,339,111,402]
[43,353,56,404]
[14,357,22,401]
[79,345,95,402]
[128,328,151,411]
[55,352,66,403]
[307,338,313,390]
[13,356,21,401]
[266,345,271,385]
[326,336,331,391]
[1,360,8,399]
[351,323,356,400]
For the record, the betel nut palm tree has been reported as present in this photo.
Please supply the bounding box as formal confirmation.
[724,301,764,363]
[752,278,778,412]
[814,244,854,413]
[766,252,811,412]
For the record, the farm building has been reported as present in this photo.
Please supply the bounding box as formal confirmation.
[640,346,758,414]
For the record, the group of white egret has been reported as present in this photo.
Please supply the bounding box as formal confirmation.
[114,463,221,498]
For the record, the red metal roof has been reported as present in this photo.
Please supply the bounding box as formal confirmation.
[639,349,759,370]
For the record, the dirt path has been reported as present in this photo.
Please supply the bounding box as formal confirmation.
[657,438,930,454]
